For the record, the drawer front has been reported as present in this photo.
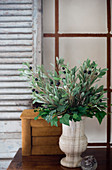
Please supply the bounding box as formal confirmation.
[32,127,62,136]
[32,145,63,155]
[32,136,60,146]
[31,119,61,127]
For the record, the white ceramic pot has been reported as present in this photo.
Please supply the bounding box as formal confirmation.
[59,118,88,168]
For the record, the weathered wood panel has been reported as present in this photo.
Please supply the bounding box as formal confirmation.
[0,10,32,16]
[0,100,31,106]
[0,70,23,75]
[0,4,32,10]
[0,132,21,139]
[0,64,30,69]
[0,153,16,159]
[0,160,11,169]
[0,77,28,81]
[0,40,32,45]
[0,46,32,51]
[0,139,21,159]
[0,0,32,3]
[0,34,32,39]
[0,58,32,63]
[0,0,42,169]
[0,121,21,132]
[0,88,31,93]
[0,139,22,153]
[0,16,32,22]
[1,95,32,100]
[0,82,30,87]
[0,112,22,119]
[32,0,42,67]
[0,106,30,111]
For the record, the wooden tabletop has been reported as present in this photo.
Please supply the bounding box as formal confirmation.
[7,148,112,170]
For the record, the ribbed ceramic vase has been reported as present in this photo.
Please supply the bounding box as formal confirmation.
[59,118,88,168]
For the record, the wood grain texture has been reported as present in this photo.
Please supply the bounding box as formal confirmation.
[7,148,112,170]
[22,119,31,156]
[21,109,63,156]
[0,112,23,119]
[0,100,31,106]
[20,109,39,119]
[0,16,32,22]
[0,40,32,45]
[32,136,60,146]
[0,0,32,3]
[31,119,61,127]
[32,127,62,137]
[0,4,32,10]
[0,10,32,16]
[0,34,32,39]
[32,145,63,155]
[32,0,42,68]
[0,121,21,132]
[0,58,32,63]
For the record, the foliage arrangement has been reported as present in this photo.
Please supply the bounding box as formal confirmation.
[20,58,108,126]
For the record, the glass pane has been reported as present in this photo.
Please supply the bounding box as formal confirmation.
[59,37,107,87]
[59,0,107,33]
[43,0,55,33]
[43,38,55,70]
[85,116,107,142]
[85,92,107,143]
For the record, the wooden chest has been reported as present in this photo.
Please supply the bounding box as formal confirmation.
[20,109,63,156]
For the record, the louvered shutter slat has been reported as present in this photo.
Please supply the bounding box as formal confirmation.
[0,0,42,164]
[0,0,41,118]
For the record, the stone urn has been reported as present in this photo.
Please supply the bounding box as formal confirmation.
[59,118,88,168]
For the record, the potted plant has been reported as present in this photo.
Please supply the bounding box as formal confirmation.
[20,58,108,168]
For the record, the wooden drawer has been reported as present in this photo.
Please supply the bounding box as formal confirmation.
[32,136,59,146]
[32,145,63,155]
[32,127,62,136]
[20,109,63,156]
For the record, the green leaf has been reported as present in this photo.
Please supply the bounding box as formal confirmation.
[96,85,104,93]
[34,113,41,120]
[49,109,56,115]
[57,105,66,112]
[51,116,58,127]
[59,58,64,64]
[77,106,87,113]
[53,77,61,81]
[95,111,106,124]
[73,113,78,119]
[59,114,70,126]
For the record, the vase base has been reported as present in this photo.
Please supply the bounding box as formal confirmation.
[60,156,82,168]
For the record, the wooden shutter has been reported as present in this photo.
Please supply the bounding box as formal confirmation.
[0,0,42,169]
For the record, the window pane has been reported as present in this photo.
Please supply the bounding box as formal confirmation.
[43,0,55,33]
[43,38,55,70]
[59,37,107,87]
[85,92,107,143]
[59,0,107,33]
[85,116,107,143]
